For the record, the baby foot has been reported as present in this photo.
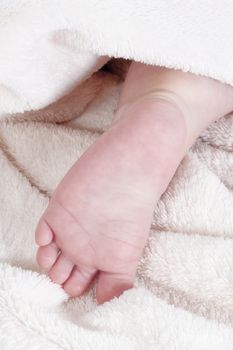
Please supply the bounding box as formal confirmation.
[35,63,233,303]
[36,95,187,303]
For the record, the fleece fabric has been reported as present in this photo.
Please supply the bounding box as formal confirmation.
[0,1,233,349]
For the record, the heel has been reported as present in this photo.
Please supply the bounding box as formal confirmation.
[115,89,190,123]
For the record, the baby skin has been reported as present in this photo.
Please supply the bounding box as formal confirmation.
[35,63,233,304]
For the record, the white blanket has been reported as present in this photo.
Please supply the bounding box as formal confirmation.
[0,1,233,349]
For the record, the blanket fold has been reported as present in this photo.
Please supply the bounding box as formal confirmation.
[0,0,233,116]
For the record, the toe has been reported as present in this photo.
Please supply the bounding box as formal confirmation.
[49,254,74,285]
[35,218,54,246]
[96,271,135,304]
[36,241,59,270]
[63,266,97,298]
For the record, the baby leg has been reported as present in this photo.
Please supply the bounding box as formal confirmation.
[36,63,233,303]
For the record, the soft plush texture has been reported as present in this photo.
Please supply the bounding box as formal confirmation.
[0,1,233,349]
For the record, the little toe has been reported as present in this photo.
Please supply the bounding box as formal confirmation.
[36,241,59,270]
[49,254,74,285]
[63,266,97,298]
[96,271,135,304]
[35,218,54,246]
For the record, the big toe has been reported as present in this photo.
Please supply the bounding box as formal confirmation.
[96,271,135,304]
[37,241,59,270]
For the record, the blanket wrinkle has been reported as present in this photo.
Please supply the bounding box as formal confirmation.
[1,1,233,349]
[150,224,233,240]
[138,276,233,328]
[0,130,50,197]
